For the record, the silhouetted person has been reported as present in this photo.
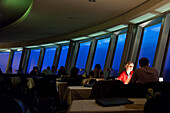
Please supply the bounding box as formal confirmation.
[42,66,52,75]
[92,64,103,78]
[63,67,82,86]
[30,66,40,75]
[17,67,24,74]
[130,57,159,84]
[6,67,12,74]
[0,68,3,74]
[51,65,56,74]
[15,74,28,96]
[1,74,13,95]
[58,66,66,78]
[89,70,94,78]
[70,67,79,78]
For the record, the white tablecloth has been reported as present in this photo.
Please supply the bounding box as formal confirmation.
[64,86,92,105]
[69,98,146,113]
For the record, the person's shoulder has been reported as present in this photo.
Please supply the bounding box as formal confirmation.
[118,71,126,78]
[147,66,158,72]
[120,70,126,75]
[42,69,48,71]
[133,68,143,75]
[134,68,141,72]
[148,66,157,70]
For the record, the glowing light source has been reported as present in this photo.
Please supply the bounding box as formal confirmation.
[159,77,163,82]
[0,49,11,52]
[129,13,158,24]
[139,20,152,27]
[25,45,40,48]
[40,43,56,47]
[72,36,89,41]
[55,41,70,44]
[155,2,170,13]
[88,31,108,37]
[11,47,23,51]
[106,25,128,32]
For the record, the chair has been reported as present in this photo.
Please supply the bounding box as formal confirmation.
[34,78,68,113]
[0,95,24,113]
[144,82,170,113]
[122,83,145,98]
[144,81,170,96]
[90,80,124,99]
[66,78,82,86]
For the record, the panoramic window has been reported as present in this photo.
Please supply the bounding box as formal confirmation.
[12,51,22,74]
[27,49,41,73]
[163,42,170,81]
[112,33,127,76]
[41,47,56,71]
[76,41,91,75]
[57,45,69,69]
[0,52,10,73]
[92,38,110,70]
[137,23,162,68]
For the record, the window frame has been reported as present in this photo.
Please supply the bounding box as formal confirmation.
[11,50,23,73]
[91,33,112,70]
[0,51,11,73]
[110,30,127,76]
[26,48,42,74]
[75,39,92,71]
[40,46,57,72]
[160,31,170,77]
[135,21,163,69]
[56,43,70,70]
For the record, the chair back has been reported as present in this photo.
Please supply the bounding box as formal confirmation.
[66,78,82,86]
[0,96,23,113]
[144,82,170,96]
[122,83,145,98]
[90,80,124,99]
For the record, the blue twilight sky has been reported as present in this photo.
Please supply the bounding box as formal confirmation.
[92,37,111,70]
[41,47,56,71]
[76,41,91,69]
[112,33,126,75]
[164,43,170,70]
[12,51,22,74]
[0,52,10,73]
[57,45,69,69]
[137,23,161,68]
[27,49,41,73]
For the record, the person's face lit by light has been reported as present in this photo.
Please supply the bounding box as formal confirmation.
[95,68,100,72]
[125,63,134,73]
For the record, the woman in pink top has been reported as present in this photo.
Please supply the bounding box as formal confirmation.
[117,62,134,84]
